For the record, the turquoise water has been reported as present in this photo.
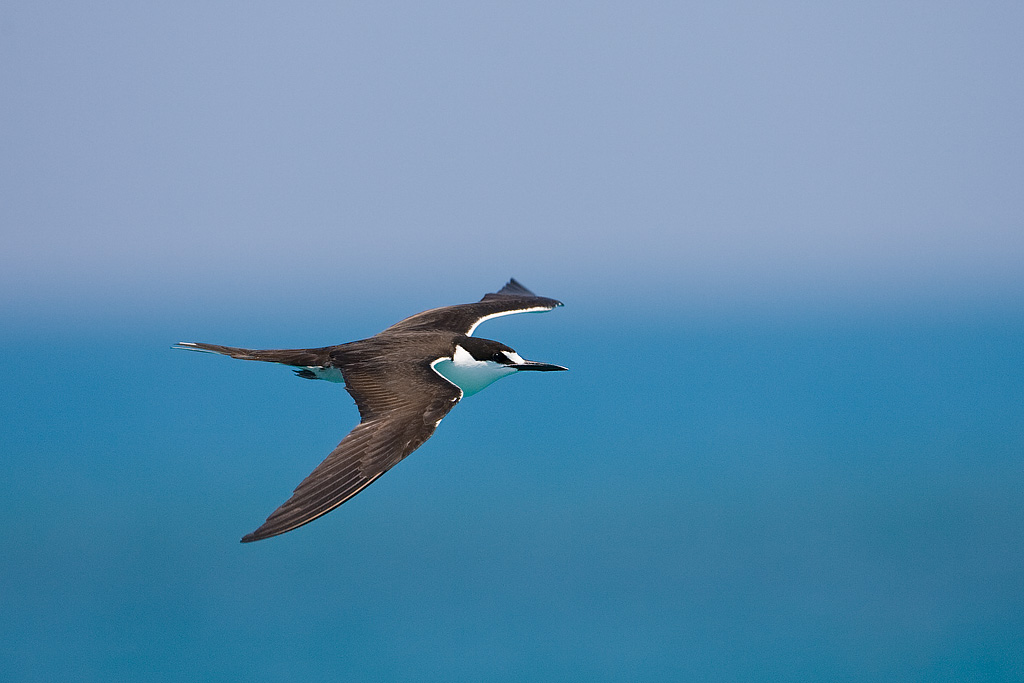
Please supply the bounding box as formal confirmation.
[2,309,1022,681]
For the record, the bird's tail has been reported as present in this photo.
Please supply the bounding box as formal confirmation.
[172,341,331,369]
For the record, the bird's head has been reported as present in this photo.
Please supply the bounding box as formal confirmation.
[431,336,567,396]
[458,336,568,372]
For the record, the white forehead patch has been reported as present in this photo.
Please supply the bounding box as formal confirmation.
[452,345,475,364]
[503,351,525,364]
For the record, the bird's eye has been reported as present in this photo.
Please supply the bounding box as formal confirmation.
[491,352,507,363]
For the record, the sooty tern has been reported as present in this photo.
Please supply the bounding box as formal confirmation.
[174,278,566,542]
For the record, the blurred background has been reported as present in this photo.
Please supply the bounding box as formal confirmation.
[2,2,1022,680]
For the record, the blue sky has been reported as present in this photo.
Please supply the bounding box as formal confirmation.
[2,1,1022,318]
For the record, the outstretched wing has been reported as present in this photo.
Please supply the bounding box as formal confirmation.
[240,353,462,542]
[383,278,563,336]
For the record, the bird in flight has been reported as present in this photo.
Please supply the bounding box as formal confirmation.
[174,278,566,542]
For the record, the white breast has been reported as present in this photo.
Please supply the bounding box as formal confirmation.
[430,345,516,396]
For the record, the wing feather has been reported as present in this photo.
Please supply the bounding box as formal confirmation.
[240,357,461,542]
[382,278,562,336]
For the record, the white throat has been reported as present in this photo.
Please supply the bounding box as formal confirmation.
[431,345,517,396]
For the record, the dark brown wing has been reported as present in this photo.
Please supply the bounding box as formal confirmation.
[382,278,562,336]
[240,353,461,542]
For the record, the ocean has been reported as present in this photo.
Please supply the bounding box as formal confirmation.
[2,307,1022,681]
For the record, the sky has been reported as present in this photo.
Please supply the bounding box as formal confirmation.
[2,1,1022,318]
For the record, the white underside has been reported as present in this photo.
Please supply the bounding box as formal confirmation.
[430,346,516,396]
[306,366,345,383]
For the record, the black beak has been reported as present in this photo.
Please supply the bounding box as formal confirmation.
[512,361,568,372]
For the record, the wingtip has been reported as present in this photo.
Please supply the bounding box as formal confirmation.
[240,523,278,543]
[502,278,563,307]
[490,277,538,299]
[240,527,268,543]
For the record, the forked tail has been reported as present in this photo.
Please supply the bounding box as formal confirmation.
[172,341,332,371]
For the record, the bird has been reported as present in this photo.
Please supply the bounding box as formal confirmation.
[173,278,566,543]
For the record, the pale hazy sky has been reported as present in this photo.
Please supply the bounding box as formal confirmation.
[3,1,1022,315]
